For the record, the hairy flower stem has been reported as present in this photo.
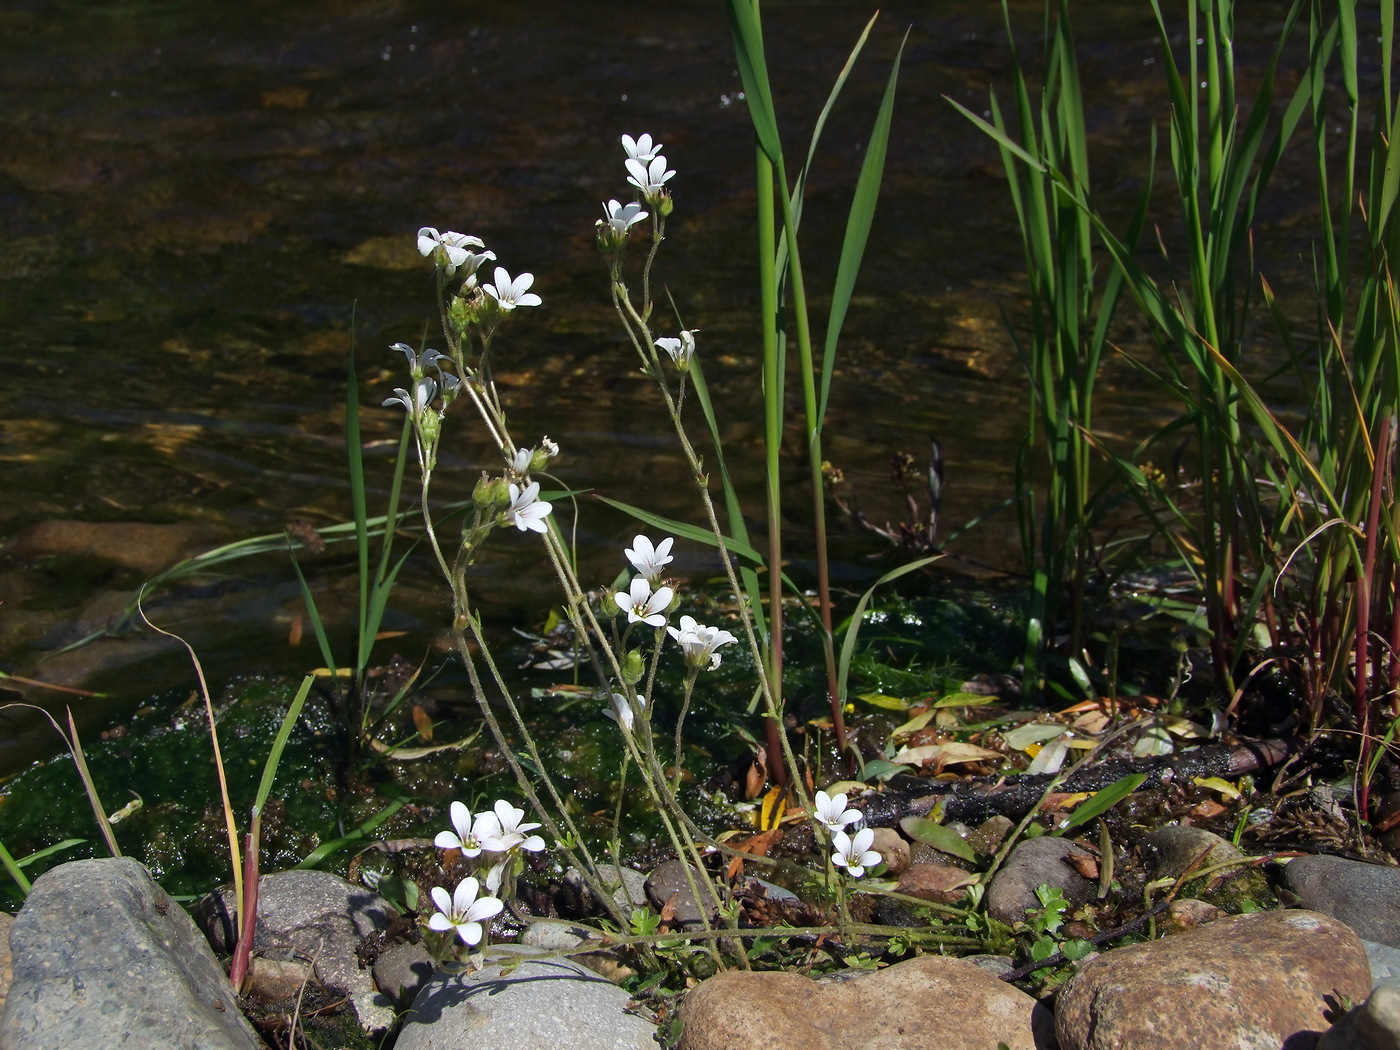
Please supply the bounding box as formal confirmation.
[611,282,807,807]
[672,671,699,794]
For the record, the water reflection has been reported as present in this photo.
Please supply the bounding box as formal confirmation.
[0,0,1302,730]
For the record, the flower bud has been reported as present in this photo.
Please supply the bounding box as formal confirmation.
[620,648,645,685]
[473,473,510,510]
[657,193,674,218]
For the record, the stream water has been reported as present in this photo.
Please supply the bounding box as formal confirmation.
[0,0,1322,774]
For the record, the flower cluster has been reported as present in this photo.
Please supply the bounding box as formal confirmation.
[596,132,676,252]
[415,227,541,331]
[428,798,544,946]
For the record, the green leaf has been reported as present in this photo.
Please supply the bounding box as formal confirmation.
[899,816,976,862]
[594,495,766,566]
[725,0,783,163]
[820,27,908,425]
[252,675,314,816]
[1055,773,1146,833]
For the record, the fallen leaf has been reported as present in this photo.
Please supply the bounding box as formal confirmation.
[1065,852,1100,879]
[1191,776,1241,800]
[288,613,303,647]
[744,747,768,801]
[411,704,434,742]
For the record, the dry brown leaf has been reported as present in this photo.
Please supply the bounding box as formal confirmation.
[411,704,434,742]
[658,892,679,924]
[288,613,303,648]
[744,746,768,801]
[1065,853,1100,879]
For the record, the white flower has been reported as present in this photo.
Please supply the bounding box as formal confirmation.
[391,342,449,378]
[625,534,674,582]
[484,859,508,895]
[417,228,486,277]
[622,133,662,163]
[433,800,488,857]
[477,799,545,855]
[655,330,697,370]
[427,876,503,946]
[483,267,542,311]
[383,376,437,418]
[540,435,559,459]
[615,576,673,627]
[625,155,676,197]
[511,447,533,475]
[605,692,646,733]
[666,614,738,671]
[831,827,881,878]
[812,790,862,834]
[503,481,552,533]
[603,199,649,234]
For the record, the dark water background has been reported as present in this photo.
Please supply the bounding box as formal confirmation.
[0,0,1324,766]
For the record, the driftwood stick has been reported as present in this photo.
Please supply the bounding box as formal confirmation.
[855,738,1304,828]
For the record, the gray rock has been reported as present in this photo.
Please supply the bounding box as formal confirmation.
[1369,941,1400,985]
[0,857,262,1050]
[645,859,721,927]
[1319,979,1400,1050]
[195,869,396,1033]
[395,947,656,1050]
[561,864,650,919]
[1284,855,1400,948]
[985,835,1096,925]
[519,919,635,983]
[0,911,12,1017]
[373,941,435,1009]
[1143,825,1246,879]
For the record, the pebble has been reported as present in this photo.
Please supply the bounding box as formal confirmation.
[1055,909,1371,1050]
[679,954,1054,1050]
[195,868,398,1033]
[394,946,656,1050]
[1282,855,1400,949]
[1318,979,1400,1050]
[984,835,1097,924]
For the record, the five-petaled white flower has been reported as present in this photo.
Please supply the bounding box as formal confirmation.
[476,799,546,855]
[383,376,438,418]
[655,330,697,370]
[391,342,449,378]
[428,876,503,946]
[483,267,542,311]
[625,156,676,198]
[615,576,674,627]
[603,199,649,235]
[812,790,862,834]
[503,481,552,533]
[417,228,487,278]
[831,827,882,878]
[622,133,662,163]
[625,534,674,582]
[666,614,738,671]
[433,800,488,857]
[605,692,646,733]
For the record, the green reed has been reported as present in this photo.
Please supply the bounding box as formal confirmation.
[726,0,907,762]
[950,0,1151,698]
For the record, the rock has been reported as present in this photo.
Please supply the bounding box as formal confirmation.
[967,815,1015,857]
[1368,941,1400,985]
[1054,909,1371,1050]
[0,857,262,1050]
[1318,979,1400,1050]
[9,519,203,576]
[195,869,396,1033]
[1166,898,1223,930]
[1283,855,1400,948]
[519,918,635,983]
[395,947,656,1050]
[372,941,435,1009]
[245,957,316,1004]
[895,862,978,904]
[1143,826,1272,911]
[678,955,1055,1050]
[985,836,1097,924]
[868,828,910,876]
[645,859,720,927]
[0,911,11,1016]
[560,863,651,919]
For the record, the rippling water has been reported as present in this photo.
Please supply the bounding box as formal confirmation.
[0,0,1318,753]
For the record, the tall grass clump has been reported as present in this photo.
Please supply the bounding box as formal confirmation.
[966,0,1400,811]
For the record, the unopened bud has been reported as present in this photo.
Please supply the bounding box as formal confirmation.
[621,649,645,685]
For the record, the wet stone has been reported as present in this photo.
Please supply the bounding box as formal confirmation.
[645,858,721,927]
[0,858,262,1050]
[985,835,1097,925]
[1283,855,1400,949]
